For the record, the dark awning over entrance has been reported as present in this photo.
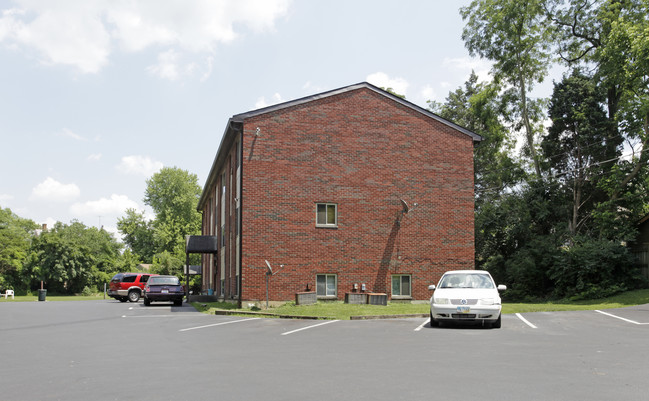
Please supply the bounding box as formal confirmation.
[185,235,218,254]
[184,236,218,302]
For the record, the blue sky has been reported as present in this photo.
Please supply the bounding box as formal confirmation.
[0,0,556,237]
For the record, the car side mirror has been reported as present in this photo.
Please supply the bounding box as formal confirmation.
[497,285,507,291]
[428,284,436,290]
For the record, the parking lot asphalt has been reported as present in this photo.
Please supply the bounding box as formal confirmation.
[1,301,648,401]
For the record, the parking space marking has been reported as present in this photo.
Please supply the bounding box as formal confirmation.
[414,319,430,331]
[515,313,538,329]
[595,310,649,325]
[123,314,205,318]
[179,318,261,332]
[281,320,339,336]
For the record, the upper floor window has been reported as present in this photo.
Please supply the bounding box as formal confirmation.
[316,203,337,227]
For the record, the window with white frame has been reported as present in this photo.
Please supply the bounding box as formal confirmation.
[316,203,337,227]
[316,274,337,297]
[391,275,411,297]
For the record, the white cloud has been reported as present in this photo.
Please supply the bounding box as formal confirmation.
[443,57,492,83]
[146,49,180,80]
[59,127,87,141]
[255,93,283,109]
[30,177,81,202]
[87,153,102,161]
[419,85,436,103]
[70,194,139,217]
[116,155,163,177]
[0,0,291,74]
[145,49,213,81]
[0,193,13,201]
[302,81,326,94]
[1,2,110,73]
[366,72,409,97]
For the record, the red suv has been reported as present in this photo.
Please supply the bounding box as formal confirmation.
[108,273,158,302]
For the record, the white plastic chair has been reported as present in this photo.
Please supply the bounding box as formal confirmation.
[4,289,14,299]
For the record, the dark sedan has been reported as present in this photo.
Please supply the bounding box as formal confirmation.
[143,275,185,306]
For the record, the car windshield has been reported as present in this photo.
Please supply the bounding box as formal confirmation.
[439,273,494,289]
[149,277,180,285]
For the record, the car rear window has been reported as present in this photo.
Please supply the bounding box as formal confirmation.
[110,274,123,282]
[149,277,180,285]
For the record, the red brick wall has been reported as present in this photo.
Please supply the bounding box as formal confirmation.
[238,88,475,301]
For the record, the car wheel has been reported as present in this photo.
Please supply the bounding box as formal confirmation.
[128,290,140,302]
[143,298,150,306]
[119,297,128,302]
[430,311,439,328]
[492,314,502,329]
[174,299,182,307]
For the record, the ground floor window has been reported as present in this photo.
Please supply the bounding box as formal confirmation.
[391,275,411,297]
[316,274,337,297]
[220,279,225,296]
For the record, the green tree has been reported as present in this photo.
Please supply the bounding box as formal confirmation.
[26,231,93,293]
[461,0,553,177]
[150,250,184,276]
[57,221,122,275]
[144,167,202,256]
[430,71,524,205]
[547,0,649,200]
[542,70,613,237]
[476,181,561,299]
[549,236,642,299]
[23,221,122,293]
[117,208,155,262]
[112,249,142,274]
[0,208,38,292]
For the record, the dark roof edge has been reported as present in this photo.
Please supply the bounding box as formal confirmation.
[197,119,241,210]
[231,81,482,142]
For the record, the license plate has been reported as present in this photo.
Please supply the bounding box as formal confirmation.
[456,306,471,313]
[161,289,169,294]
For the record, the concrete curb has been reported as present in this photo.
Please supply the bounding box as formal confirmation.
[212,309,428,320]
[213,309,325,319]
[349,313,429,320]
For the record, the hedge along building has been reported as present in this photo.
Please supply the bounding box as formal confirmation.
[197,82,481,305]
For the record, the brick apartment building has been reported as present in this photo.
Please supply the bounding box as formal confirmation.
[197,82,481,304]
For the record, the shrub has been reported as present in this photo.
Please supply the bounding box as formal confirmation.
[81,286,95,296]
[549,238,640,299]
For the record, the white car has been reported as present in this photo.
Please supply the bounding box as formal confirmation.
[428,270,506,328]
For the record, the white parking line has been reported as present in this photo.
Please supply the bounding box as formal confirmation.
[123,314,205,318]
[179,318,261,332]
[281,320,339,335]
[595,310,649,325]
[515,313,538,329]
[414,319,430,331]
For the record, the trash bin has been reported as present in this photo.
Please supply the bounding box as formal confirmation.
[38,289,47,301]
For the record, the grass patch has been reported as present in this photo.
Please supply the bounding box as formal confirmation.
[192,289,649,320]
[503,289,649,314]
[0,294,108,302]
